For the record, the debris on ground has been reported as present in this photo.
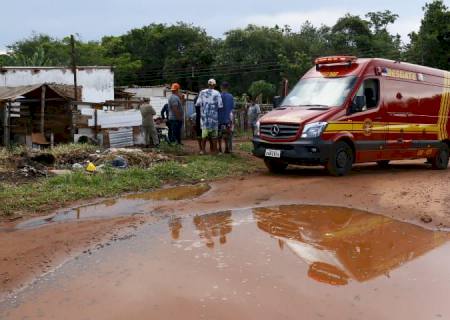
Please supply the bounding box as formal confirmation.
[111,156,128,169]
[17,165,48,178]
[0,145,171,184]
[101,148,169,168]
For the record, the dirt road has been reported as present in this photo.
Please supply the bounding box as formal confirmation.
[1,160,449,319]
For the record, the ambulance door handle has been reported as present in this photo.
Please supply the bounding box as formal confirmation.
[374,116,382,121]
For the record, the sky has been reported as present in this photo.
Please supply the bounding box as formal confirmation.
[1,0,449,53]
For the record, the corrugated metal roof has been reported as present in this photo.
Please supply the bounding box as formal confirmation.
[0,84,78,101]
[0,84,42,101]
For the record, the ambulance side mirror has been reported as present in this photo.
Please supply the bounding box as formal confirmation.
[273,96,282,109]
[350,96,366,114]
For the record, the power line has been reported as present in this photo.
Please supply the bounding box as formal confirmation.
[120,62,281,82]
[122,66,283,85]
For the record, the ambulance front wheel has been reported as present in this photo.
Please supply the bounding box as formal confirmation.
[326,141,354,177]
[264,158,288,174]
[430,143,449,170]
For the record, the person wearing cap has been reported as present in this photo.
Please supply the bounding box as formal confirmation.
[168,83,184,144]
[140,97,159,147]
[218,82,235,154]
[196,79,223,154]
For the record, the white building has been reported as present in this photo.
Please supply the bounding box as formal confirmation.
[0,66,114,103]
[124,85,170,116]
[124,85,198,116]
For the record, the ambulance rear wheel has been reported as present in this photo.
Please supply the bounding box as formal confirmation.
[326,141,354,177]
[431,143,449,170]
[264,158,288,174]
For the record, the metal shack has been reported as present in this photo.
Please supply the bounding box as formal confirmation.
[0,84,80,147]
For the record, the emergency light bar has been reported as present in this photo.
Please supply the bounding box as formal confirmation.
[315,56,357,71]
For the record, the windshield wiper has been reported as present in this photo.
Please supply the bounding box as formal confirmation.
[301,104,331,109]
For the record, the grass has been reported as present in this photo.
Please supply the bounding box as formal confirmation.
[158,141,186,156]
[0,154,258,218]
[0,145,27,164]
[236,141,254,153]
[48,143,98,158]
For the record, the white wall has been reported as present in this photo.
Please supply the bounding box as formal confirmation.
[0,67,114,103]
[125,87,169,116]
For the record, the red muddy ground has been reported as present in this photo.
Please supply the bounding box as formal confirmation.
[0,143,449,318]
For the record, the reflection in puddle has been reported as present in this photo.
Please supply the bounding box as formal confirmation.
[3,205,450,320]
[193,211,233,248]
[16,184,210,230]
[254,205,449,286]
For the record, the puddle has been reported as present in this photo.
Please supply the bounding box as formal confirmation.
[15,184,210,230]
[126,183,211,201]
[2,205,450,320]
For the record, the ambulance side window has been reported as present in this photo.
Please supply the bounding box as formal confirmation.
[351,79,380,113]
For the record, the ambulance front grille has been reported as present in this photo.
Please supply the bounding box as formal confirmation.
[260,124,301,139]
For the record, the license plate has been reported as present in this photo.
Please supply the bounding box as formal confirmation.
[265,149,281,158]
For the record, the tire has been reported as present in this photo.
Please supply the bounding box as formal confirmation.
[376,160,390,168]
[326,141,354,176]
[431,143,449,170]
[264,158,288,174]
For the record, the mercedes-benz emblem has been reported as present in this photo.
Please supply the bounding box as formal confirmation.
[271,125,280,137]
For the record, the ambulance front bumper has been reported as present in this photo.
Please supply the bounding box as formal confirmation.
[252,137,333,165]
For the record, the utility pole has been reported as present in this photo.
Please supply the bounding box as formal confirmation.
[70,35,78,101]
[70,35,78,143]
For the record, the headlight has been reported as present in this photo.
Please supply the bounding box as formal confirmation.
[254,121,261,136]
[301,122,328,138]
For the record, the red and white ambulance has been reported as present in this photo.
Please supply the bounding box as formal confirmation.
[252,56,450,176]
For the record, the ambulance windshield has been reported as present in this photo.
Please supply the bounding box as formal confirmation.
[282,76,357,108]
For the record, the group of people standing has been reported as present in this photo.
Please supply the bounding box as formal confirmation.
[141,79,261,154]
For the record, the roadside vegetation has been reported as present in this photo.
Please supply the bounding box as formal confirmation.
[0,145,258,218]
[1,1,447,91]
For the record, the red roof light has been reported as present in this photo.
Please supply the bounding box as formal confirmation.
[315,56,357,65]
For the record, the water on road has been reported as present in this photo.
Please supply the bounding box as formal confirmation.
[2,205,449,320]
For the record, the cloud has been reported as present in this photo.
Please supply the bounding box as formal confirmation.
[388,17,421,41]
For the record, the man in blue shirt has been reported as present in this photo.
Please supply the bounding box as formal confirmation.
[168,83,184,145]
[218,82,235,153]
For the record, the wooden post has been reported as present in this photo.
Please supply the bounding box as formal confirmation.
[70,35,78,102]
[3,101,10,147]
[70,35,78,143]
[40,85,46,134]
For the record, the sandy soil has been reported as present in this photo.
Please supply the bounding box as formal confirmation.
[0,155,449,301]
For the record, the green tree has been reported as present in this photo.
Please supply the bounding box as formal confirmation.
[405,0,449,69]
[248,80,276,103]
[116,22,215,88]
[214,25,285,95]
[366,10,399,33]
[7,33,70,65]
[0,54,12,66]
[329,14,373,56]
[366,11,402,60]
[9,46,53,66]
